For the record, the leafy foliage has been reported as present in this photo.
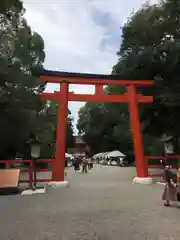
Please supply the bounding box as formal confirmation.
[0,0,74,159]
[77,94,133,155]
[113,0,180,139]
[33,101,74,158]
[78,0,180,155]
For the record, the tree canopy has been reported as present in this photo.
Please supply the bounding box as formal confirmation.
[77,97,133,155]
[0,0,74,159]
[77,0,180,155]
[113,0,180,137]
[34,101,74,158]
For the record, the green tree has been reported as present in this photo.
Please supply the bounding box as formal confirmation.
[77,95,133,154]
[0,0,74,161]
[78,0,180,155]
[66,114,74,149]
[0,0,46,159]
[111,0,180,155]
[113,0,180,141]
[34,101,74,158]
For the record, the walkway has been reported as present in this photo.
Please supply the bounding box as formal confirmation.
[0,165,179,240]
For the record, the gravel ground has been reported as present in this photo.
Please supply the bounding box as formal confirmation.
[0,165,180,240]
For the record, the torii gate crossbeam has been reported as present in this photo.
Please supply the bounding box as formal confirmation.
[39,70,153,183]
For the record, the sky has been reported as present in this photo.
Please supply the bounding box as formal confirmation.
[23,0,158,134]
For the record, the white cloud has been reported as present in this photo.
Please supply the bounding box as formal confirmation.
[23,0,158,134]
[90,0,158,24]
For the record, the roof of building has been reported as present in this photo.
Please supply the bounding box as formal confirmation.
[39,69,123,80]
[74,136,85,144]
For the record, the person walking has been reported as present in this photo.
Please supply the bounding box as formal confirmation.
[88,156,93,170]
[177,166,180,202]
[73,158,80,172]
[161,159,177,206]
[82,157,88,173]
[72,158,76,172]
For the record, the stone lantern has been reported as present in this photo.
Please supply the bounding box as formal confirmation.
[160,134,174,156]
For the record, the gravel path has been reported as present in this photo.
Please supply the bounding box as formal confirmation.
[0,165,179,240]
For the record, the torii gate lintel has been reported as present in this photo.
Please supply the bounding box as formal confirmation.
[39,70,153,182]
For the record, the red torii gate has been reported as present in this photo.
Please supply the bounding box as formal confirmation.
[40,70,153,183]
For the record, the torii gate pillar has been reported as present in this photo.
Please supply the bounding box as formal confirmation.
[40,70,153,185]
[52,82,69,182]
[128,85,151,184]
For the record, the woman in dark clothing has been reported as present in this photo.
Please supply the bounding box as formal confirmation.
[88,157,93,170]
[161,159,177,206]
[73,158,80,171]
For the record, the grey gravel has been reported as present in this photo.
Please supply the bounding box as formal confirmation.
[0,165,179,240]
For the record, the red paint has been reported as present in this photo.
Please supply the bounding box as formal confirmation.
[165,155,180,159]
[68,93,153,103]
[95,85,104,95]
[149,173,163,177]
[68,92,128,102]
[0,159,53,165]
[0,159,53,187]
[40,75,152,86]
[148,164,178,168]
[36,169,50,172]
[146,155,179,180]
[41,92,153,103]
[2,153,179,185]
[148,165,164,169]
[39,72,154,181]
[40,92,59,101]
[128,85,148,177]
[52,82,69,181]
[31,178,52,182]
[146,156,165,159]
